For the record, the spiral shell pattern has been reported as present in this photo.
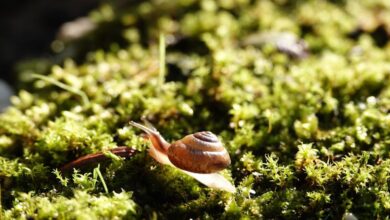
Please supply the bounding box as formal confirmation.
[167,131,231,173]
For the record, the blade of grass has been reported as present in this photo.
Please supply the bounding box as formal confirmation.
[159,33,166,90]
[0,183,2,220]
[31,73,90,106]
[94,164,108,193]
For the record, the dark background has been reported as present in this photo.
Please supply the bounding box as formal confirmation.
[0,0,99,86]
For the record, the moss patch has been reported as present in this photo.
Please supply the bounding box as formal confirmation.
[1,0,390,219]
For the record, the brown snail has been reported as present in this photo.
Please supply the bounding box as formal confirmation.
[129,121,235,192]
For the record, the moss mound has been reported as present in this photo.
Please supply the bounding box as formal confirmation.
[1,0,390,219]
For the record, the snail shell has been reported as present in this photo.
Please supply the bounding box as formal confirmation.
[167,131,231,173]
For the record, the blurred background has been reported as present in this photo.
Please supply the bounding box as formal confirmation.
[0,0,99,86]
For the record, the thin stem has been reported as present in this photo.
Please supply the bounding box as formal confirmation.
[31,73,90,106]
[0,183,2,220]
[159,33,166,90]
[94,165,109,193]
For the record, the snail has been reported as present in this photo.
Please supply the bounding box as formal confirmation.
[129,121,236,193]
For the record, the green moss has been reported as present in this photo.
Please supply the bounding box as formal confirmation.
[1,0,390,219]
[3,190,138,219]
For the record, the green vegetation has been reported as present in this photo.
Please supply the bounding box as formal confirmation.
[1,0,390,219]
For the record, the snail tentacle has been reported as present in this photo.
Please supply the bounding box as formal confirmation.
[129,121,170,153]
[141,118,158,132]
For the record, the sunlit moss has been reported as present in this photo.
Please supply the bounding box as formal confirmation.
[3,190,138,219]
[1,0,390,219]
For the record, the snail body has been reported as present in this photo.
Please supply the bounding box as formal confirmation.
[129,121,235,192]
